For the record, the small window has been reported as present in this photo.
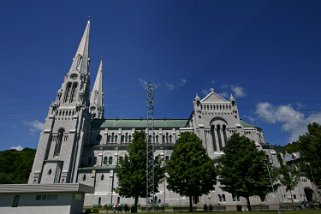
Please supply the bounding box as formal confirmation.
[83,174,86,181]
[109,157,113,165]
[48,169,52,175]
[12,195,20,207]
[101,174,104,181]
[103,157,108,165]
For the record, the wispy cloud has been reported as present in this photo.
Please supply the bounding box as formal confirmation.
[24,120,45,133]
[11,145,24,151]
[219,84,246,98]
[165,82,175,91]
[138,78,159,89]
[231,85,246,98]
[202,89,209,96]
[255,102,321,143]
[179,79,187,86]
[138,78,148,89]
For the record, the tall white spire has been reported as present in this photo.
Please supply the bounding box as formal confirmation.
[68,20,90,75]
[90,60,104,119]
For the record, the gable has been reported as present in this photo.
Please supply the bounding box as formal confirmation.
[201,91,228,103]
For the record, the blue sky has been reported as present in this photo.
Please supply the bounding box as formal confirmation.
[1,0,321,150]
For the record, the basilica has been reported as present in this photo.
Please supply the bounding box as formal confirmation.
[28,21,315,208]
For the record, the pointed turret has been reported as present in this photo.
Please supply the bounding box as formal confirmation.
[90,60,104,119]
[68,20,90,75]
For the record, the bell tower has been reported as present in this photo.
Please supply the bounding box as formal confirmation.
[29,20,91,184]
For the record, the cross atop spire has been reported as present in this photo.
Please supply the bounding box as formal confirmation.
[90,60,104,119]
[68,20,90,75]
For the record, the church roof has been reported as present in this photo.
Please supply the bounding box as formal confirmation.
[92,118,189,129]
[201,89,229,103]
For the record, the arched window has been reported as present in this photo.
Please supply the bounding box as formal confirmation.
[107,135,111,143]
[115,135,118,142]
[103,157,108,165]
[129,135,132,142]
[125,133,128,142]
[121,135,124,143]
[111,133,114,143]
[75,54,83,71]
[108,157,113,165]
[222,194,226,201]
[69,82,78,103]
[156,135,159,143]
[54,128,64,156]
[169,135,172,143]
[166,133,169,143]
[63,82,72,103]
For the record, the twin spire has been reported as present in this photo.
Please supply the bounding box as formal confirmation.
[68,20,91,75]
[68,19,104,119]
[90,60,104,119]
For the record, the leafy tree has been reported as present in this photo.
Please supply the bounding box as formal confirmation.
[166,132,216,212]
[276,154,300,203]
[0,148,36,184]
[297,122,321,187]
[115,131,164,212]
[218,134,273,211]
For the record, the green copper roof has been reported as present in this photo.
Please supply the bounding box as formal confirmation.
[92,119,189,129]
[91,118,256,129]
[240,120,255,128]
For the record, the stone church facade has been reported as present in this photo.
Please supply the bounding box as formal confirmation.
[28,21,314,207]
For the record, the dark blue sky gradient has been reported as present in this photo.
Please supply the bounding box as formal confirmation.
[0,0,321,150]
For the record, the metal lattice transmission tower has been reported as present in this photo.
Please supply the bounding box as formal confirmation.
[146,82,155,210]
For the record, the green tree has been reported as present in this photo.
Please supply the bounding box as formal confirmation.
[297,122,321,187]
[0,148,35,184]
[166,132,216,212]
[218,134,273,211]
[277,154,300,203]
[115,131,164,212]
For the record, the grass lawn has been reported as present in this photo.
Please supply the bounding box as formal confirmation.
[142,211,321,214]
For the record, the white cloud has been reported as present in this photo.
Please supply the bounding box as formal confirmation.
[24,120,45,133]
[11,145,24,151]
[231,85,246,98]
[217,84,246,99]
[255,102,321,143]
[165,82,175,90]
